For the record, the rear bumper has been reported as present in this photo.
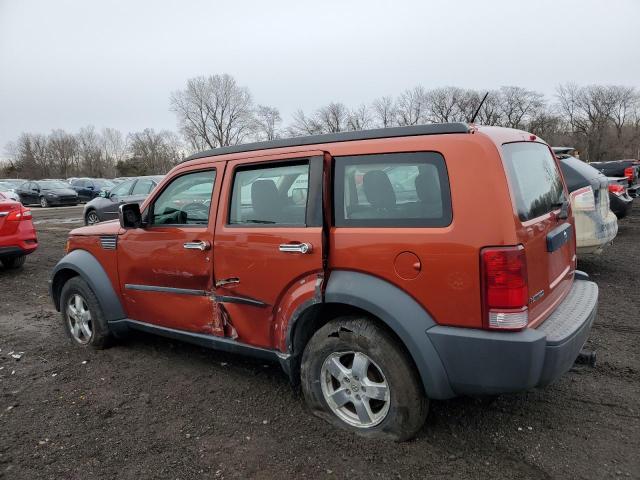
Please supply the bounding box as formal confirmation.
[575,209,618,255]
[427,277,598,396]
[609,193,633,219]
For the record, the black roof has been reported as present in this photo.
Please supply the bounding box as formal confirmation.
[183,123,470,163]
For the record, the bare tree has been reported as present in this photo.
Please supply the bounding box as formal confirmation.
[316,102,349,133]
[426,87,465,123]
[396,86,428,125]
[126,129,182,175]
[497,86,545,129]
[254,105,282,141]
[287,109,324,136]
[170,74,255,150]
[48,129,78,178]
[347,104,373,131]
[101,127,127,175]
[371,96,397,128]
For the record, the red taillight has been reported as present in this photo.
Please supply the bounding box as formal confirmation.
[608,184,625,196]
[481,246,528,330]
[624,167,635,182]
[6,207,31,221]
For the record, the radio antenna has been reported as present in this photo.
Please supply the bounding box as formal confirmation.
[469,91,489,124]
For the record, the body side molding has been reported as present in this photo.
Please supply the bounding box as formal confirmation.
[324,270,455,400]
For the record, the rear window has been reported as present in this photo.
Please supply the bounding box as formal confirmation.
[502,143,565,222]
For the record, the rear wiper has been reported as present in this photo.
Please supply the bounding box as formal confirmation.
[554,198,569,220]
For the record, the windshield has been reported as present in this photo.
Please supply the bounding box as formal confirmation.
[39,181,70,189]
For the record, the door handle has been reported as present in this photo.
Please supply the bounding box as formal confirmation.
[183,240,211,251]
[215,277,240,288]
[279,242,313,254]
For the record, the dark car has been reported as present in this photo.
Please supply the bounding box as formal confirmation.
[70,178,116,202]
[17,180,79,208]
[83,175,163,225]
[607,178,633,219]
[589,159,640,197]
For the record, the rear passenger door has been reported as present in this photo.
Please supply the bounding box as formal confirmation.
[213,153,325,348]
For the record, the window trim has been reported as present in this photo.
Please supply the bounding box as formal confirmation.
[332,151,453,228]
[147,168,217,229]
[225,156,323,228]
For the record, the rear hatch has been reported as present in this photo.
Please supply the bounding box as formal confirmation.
[501,142,575,327]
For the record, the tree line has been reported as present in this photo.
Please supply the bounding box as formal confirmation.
[3,73,639,179]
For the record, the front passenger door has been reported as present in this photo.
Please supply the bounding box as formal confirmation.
[117,167,223,334]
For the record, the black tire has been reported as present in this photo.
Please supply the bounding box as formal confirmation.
[85,209,100,225]
[59,277,112,349]
[301,316,428,441]
[40,196,49,208]
[1,255,26,269]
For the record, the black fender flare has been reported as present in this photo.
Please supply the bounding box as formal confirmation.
[324,270,455,400]
[49,249,126,322]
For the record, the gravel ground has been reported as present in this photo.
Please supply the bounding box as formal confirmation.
[0,204,639,479]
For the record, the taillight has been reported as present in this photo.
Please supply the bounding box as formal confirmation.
[6,207,31,221]
[569,186,595,211]
[608,184,625,196]
[480,245,528,330]
[624,167,636,183]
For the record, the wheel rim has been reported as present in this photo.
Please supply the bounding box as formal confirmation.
[87,211,100,224]
[320,351,391,428]
[40,197,47,207]
[66,294,93,344]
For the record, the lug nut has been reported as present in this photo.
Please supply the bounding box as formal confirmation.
[346,389,351,395]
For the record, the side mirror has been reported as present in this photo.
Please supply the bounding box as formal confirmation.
[119,203,143,229]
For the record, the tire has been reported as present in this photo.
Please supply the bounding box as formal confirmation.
[301,316,428,441]
[40,196,49,208]
[1,255,26,269]
[59,277,111,349]
[85,209,100,225]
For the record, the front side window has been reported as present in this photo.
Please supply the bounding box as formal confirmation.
[502,142,565,222]
[151,170,216,226]
[229,162,309,225]
[109,180,134,197]
[334,152,452,227]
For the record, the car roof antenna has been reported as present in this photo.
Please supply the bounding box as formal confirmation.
[469,92,489,124]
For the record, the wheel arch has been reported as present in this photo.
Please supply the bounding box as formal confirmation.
[288,270,455,400]
[50,249,126,322]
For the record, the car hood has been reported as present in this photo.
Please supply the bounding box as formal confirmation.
[44,188,78,196]
[70,219,121,236]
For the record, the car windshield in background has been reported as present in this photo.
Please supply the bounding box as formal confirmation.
[502,142,565,222]
[0,182,14,190]
[94,179,115,188]
[39,181,70,189]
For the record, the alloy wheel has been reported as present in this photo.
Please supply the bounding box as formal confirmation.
[66,294,93,344]
[86,211,100,225]
[320,351,391,428]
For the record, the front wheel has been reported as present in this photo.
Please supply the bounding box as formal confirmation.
[40,196,49,208]
[301,316,428,441]
[60,277,111,348]
[1,255,26,269]
[85,209,100,225]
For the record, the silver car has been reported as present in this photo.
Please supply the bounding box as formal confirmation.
[83,176,164,225]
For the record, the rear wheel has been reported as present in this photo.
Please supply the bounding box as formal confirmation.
[60,277,111,348]
[40,196,49,208]
[301,316,428,441]
[1,255,26,269]
[85,209,100,225]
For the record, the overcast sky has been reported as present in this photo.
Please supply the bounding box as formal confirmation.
[1,0,639,150]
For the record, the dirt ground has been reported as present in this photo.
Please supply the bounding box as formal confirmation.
[1,205,639,480]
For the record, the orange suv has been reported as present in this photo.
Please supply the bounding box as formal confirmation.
[50,123,598,440]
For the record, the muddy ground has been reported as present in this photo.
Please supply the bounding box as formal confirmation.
[1,204,639,479]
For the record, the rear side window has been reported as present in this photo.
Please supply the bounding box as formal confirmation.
[132,179,155,195]
[334,152,452,227]
[502,143,565,222]
[229,162,309,226]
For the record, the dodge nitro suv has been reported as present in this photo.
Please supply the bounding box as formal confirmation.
[50,123,598,440]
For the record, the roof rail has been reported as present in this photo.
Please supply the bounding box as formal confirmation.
[182,122,470,163]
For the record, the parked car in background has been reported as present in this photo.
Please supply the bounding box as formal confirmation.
[554,149,618,255]
[17,180,79,207]
[52,124,598,441]
[83,175,163,225]
[607,177,634,219]
[0,181,21,202]
[0,192,37,269]
[70,178,116,202]
[589,159,640,197]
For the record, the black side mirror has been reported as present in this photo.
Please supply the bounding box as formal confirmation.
[119,203,143,229]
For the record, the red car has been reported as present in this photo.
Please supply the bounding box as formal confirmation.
[0,192,38,268]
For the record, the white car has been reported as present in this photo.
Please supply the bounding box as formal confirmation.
[0,181,21,202]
